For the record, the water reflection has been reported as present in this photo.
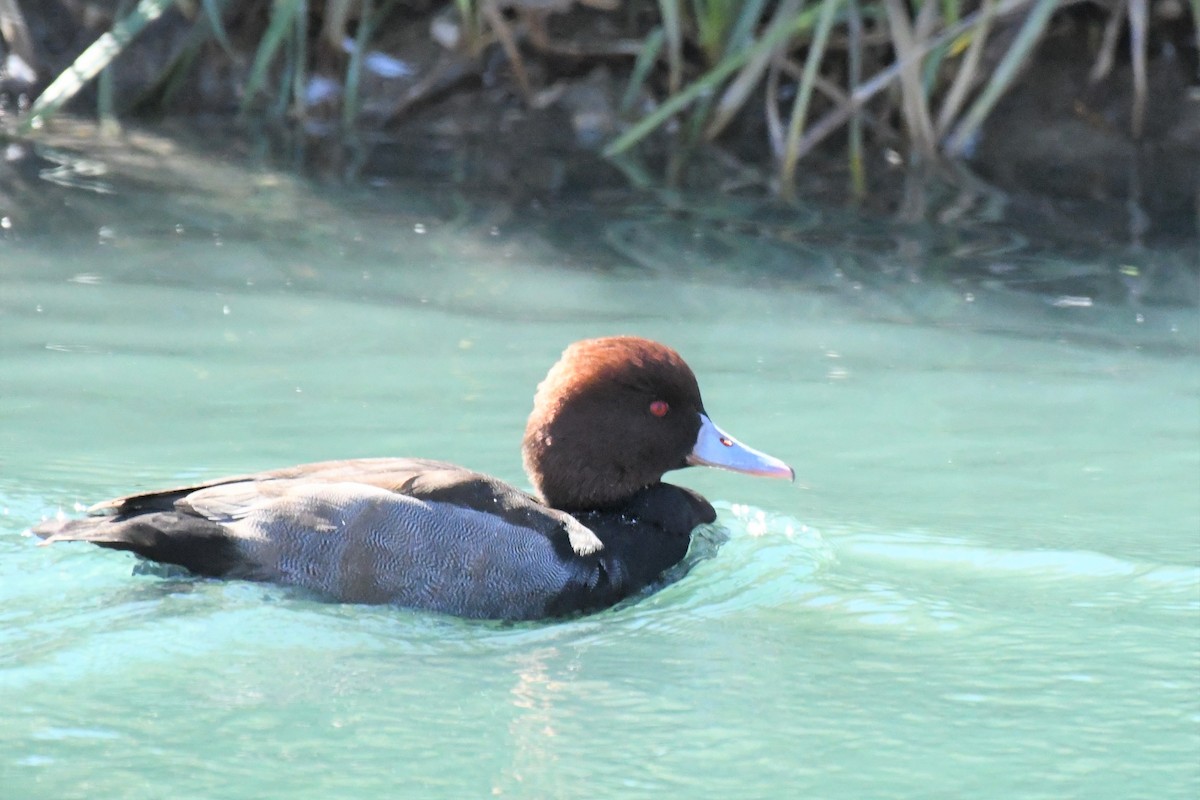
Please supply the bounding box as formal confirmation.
[2,121,1195,354]
[501,647,566,794]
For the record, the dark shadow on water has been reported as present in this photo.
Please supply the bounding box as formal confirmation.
[2,119,1196,353]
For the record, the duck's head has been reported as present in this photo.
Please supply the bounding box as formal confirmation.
[522,336,793,511]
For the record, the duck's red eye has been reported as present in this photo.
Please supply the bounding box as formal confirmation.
[649,400,670,417]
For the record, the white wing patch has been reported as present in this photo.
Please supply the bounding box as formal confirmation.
[563,516,604,556]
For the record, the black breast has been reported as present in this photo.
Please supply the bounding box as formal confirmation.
[546,482,717,616]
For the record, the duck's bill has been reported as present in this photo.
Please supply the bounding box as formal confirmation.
[686,414,795,481]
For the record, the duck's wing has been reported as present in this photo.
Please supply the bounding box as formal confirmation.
[35,457,602,568]
[164,459,604,556]
[388,466,604,556]
[81,458,459,516]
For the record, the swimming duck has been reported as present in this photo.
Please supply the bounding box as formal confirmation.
[32,336,792,619]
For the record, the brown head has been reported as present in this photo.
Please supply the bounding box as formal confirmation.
[522,336,793,511]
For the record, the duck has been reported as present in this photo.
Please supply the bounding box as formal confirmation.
[32,336,793,620]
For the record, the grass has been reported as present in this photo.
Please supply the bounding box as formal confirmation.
[3,0,1192,193]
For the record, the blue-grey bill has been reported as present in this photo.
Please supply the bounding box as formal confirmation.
[686,413,795,481]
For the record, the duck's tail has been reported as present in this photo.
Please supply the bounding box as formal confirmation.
[31,512,241,577]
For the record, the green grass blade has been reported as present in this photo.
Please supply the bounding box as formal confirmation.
[935,0,996,136]
[690,0,718,63]
[144,33,204,110]
[619,26,665,116]
[343,0,375,130]
[242,0,305,115]
[847,0,866,198]
[786,0,1031,162]
[705,0,802,139]
[881,0,936,157]
[96,0,134,130]
[290,0,308,120]
[324,0,355,48]
[200,0,236,56]
[1193,0,1200,61]
[1087,0,1126,83]
[1127,0,1148,138]
[781,0,840,197]
[726,0,771,53]
[944,0,1060,156]
[21,0,174,130]
[604,6,811,158]
[658,0,684,92]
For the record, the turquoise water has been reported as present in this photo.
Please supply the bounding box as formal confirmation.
[1,128,1198,798]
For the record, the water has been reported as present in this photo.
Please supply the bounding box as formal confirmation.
[1,126,1198,798]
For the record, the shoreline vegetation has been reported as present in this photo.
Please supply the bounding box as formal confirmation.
[0,1,1196,233]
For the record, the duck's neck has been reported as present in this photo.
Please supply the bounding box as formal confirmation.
[522,438,661,512]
